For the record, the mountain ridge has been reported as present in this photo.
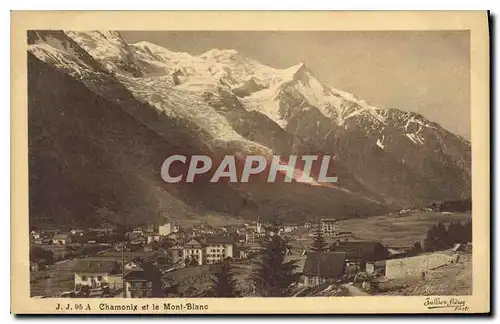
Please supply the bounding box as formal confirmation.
[27,30,471,227]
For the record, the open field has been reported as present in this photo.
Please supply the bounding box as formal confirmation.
[334,211,472,247]
[288,211,471,250]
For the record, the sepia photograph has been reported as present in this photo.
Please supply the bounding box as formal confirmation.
[11,11,490,314]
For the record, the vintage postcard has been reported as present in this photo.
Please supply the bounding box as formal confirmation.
[11,11,490,314]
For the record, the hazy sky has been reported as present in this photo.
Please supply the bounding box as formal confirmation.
[121,31,470,139]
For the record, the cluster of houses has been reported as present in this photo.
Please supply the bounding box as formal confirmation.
[32,216,467,297]
[30,217,323,248]
[66,222,246,298]
[33,218,311,297]
[300,239,469,289]
[30,227,116,245]
[300,241,466,289]
[301,240,392,286]
[70,258,165,298]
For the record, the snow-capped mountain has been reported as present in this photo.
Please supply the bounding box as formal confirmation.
[27,30,471,226]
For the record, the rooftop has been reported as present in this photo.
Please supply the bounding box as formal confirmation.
[302,252,346,278]
[329,241,388,260]
[204,235,235,245]
[124,262,162,282]
[72,260,120,274]
[184,239,203,248]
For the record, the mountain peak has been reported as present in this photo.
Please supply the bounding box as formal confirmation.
[294,62,307,70]
[284,62,310,81]
[286,62,306,72]
[133,40,170,51]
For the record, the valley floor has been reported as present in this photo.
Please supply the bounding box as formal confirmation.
[30,211,473,297]
[334,211,472,247]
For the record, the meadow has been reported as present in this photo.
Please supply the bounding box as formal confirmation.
[334,211,472,247]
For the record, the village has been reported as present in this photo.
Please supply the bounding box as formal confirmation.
[29,212,472,298]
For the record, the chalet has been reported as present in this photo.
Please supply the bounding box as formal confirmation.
[52,233,72,245]
[329,241,390,263]
[302,252,346,286]
[72,260,121,290]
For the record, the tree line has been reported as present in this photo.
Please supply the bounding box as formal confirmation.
[422,219,472,252]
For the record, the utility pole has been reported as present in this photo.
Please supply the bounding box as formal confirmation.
[117,242,126,298]
[317,256,320,286]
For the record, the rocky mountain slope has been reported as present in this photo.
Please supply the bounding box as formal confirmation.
[27,30,471,227]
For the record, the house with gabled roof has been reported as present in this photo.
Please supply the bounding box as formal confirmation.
[72,260,121,290]
[329,241,389,263]
[302,252,346,286]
